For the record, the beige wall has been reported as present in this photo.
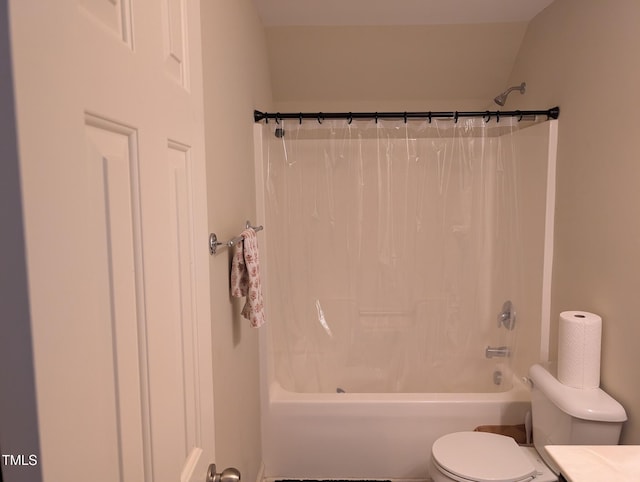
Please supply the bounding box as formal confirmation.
[200,0,272,479]
[507,0,640,444]
[266,23,528,112]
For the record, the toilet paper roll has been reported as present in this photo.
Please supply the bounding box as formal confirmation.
[557,311,602,389]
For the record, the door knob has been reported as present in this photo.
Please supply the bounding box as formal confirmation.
[207,464,241,482]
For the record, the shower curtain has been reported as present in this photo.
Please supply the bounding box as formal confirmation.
[263,117,523,393]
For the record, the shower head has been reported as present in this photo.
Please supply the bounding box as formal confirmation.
[493,82,526,106]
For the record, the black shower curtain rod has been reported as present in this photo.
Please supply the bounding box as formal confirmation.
[254,107,559,124]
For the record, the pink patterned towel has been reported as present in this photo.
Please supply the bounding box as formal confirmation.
[230,228,266,327]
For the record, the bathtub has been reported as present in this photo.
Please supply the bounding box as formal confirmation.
[261,377,531,481]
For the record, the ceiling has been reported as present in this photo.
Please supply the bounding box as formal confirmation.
[253,0,556,27]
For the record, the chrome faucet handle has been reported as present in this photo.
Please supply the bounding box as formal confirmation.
[497,300,516,330]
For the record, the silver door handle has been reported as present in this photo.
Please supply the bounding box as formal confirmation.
[207,464,241,482]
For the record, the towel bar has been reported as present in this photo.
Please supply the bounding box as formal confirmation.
[209,221,264,255]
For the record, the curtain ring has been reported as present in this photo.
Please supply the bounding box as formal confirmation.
[403,112,408,124]
[317,113,324,124]
[496,112,500,123]
[375,113,378,124]
[348,113,353,125]
[299,113,303,125]
[275,113,281,125]
[484,111,491,122]
[516,110,523,122]
[428,112,432,124]
[454,111,459,123]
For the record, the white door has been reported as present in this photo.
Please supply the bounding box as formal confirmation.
[9,1,215,481]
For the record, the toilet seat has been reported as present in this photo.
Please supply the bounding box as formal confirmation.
[431,432,537,482]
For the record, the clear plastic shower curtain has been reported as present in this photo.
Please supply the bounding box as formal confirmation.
[263,118,522,393]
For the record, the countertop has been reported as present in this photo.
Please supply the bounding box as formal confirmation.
[546,445,640,482]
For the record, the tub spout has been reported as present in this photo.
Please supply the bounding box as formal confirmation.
[485,346,510,358]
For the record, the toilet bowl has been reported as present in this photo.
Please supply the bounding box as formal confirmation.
[429,363,627,482]
[430,431,555,482]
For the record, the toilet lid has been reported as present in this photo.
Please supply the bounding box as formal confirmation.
[431,432,537,482]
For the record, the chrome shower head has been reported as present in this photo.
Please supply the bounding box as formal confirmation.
[494,82,526,106]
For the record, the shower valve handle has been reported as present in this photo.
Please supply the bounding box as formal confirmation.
[497,300,516,330]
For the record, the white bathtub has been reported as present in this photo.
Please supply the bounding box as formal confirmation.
[261,377,531,481]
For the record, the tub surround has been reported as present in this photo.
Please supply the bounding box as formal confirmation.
[255,113,558,480]
[546,445,640,482]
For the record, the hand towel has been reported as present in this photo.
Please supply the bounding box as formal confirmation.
[230,228,266,327]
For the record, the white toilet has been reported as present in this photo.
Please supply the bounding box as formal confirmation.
[429,363,627,482]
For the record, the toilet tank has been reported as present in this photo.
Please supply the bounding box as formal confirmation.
[528,364,627,474]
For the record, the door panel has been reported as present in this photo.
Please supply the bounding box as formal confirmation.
[85,114,146,482]
[161,0,189,87]
[80,0,134,47]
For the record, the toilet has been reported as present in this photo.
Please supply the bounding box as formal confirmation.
[429,363,627,482]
